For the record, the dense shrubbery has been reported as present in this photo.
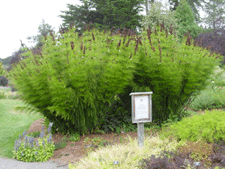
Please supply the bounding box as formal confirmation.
[9,22,222,135]
[160,110,225,143]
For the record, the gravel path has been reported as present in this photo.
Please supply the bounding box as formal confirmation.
[0,157,69,169]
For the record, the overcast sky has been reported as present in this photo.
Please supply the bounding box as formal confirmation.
[0,0,203,59]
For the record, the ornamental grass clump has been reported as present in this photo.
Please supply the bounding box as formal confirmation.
[9,21,223,135]
[13,122,55,162]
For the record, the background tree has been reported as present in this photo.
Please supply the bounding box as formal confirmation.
[0,62,5,76]
[27,19,54,48]
[168,0,205,23]
[59,0,145,35]
[174,0,202,40]
[140,1,179,34]
[202,0,225,31]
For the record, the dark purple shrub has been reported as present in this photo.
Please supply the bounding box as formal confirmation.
[195,18,225,65]
[0,76,8,86]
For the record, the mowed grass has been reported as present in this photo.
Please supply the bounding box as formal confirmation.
[0,99,44,158]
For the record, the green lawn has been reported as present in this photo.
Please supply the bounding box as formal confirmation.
[0,99,44,158]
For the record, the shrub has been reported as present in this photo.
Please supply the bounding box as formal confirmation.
[160,110,225,143]
[195,18,225,65]
[0,76,8,86]
[10,85,17,92]
[189,88,225,110]
[97,97,137,133]
[9,23,139,135]
[174,0,203,40]
[116,24,222,126]
[13,122,55,162]
[9,21,222,135]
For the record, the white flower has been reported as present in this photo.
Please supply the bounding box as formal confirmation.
[212,81,214,83]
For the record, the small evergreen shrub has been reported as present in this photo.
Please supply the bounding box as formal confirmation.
[13,123,55,162]
[160,110,225,143]
[0,76,8,86]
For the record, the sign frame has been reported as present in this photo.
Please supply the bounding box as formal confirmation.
[129,92,153,147]
[129,92,153,123]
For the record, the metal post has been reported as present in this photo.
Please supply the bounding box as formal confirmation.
[137,123,144,147]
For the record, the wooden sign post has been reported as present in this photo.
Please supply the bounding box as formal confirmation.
[129,92,153,147]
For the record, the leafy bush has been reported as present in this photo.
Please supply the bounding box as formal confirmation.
[0,76,8,86]
[189,88,225,110]
[13,122,55,162]
[160,110,225,143]
[195,18,225,65]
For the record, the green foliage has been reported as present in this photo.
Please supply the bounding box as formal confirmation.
[168,0,204,23]
[189,88,225,111]
[140,1,179,34]
[27,19,54,48]
[68,133,80,142]
[60,0,145,34]
[189,67,225,110]
[0,56,12,68]
[54,136,68,150]
[161,110,225,143]
[117,24,221,126]
[10,21,222,134]
[0,62,5,76]
[203,0,225,30]
[26,131,41,138]
[97,97,137,133]
[9,24,139,135]
[0,92,6,99]
[174,0,202,40]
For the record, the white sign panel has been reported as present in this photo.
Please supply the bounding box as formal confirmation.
[135,96,149,120]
